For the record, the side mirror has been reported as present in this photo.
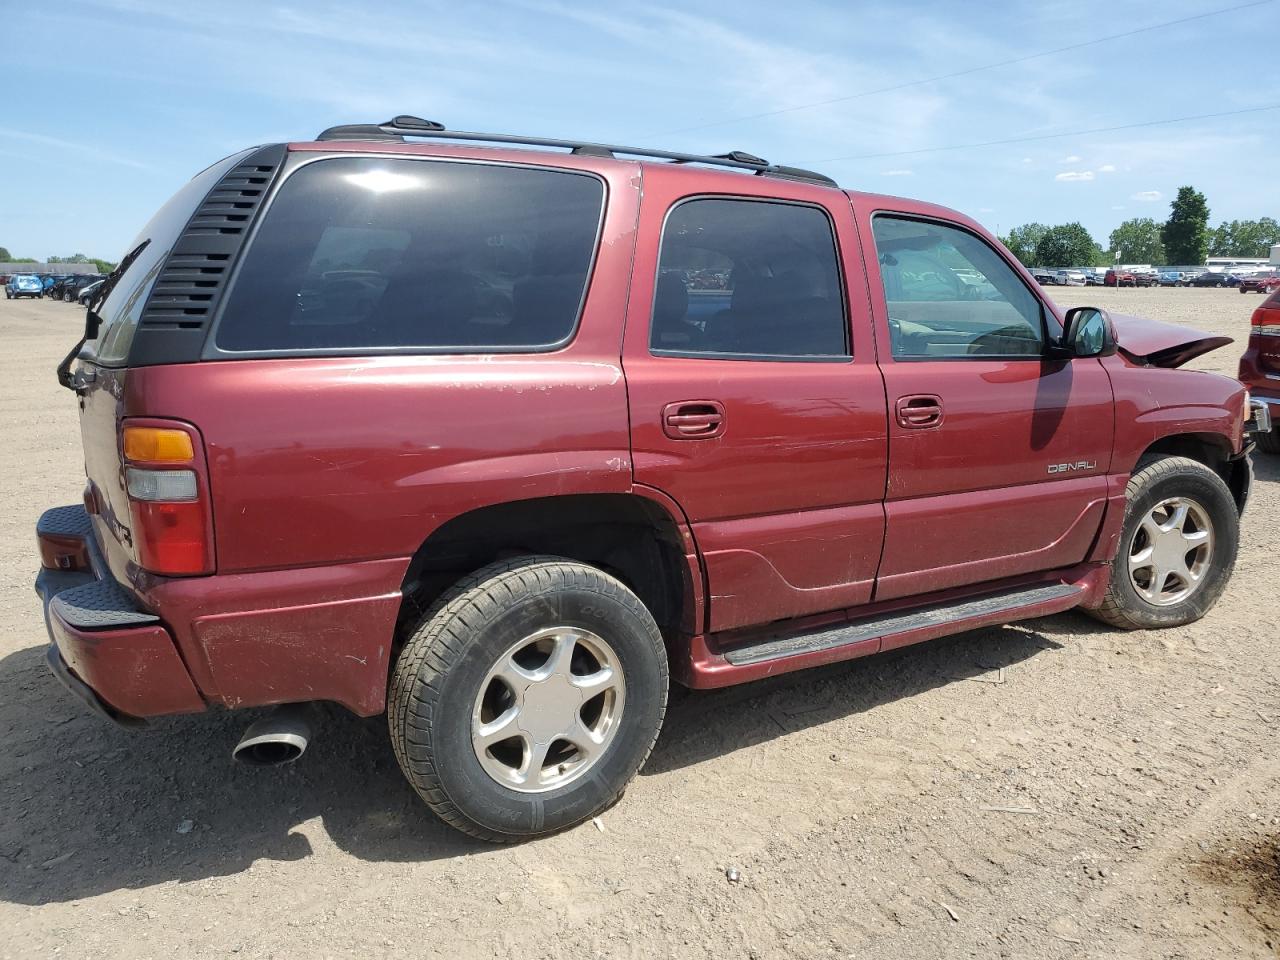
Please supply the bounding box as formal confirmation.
[1058,306,1117,359]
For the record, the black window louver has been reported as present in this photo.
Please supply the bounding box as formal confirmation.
[128,144,286,366]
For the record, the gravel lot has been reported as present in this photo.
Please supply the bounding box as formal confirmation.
[2,287,1278,959]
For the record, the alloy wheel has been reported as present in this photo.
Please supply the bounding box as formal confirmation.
[471,626,625,794]
[1127,496,1214,606]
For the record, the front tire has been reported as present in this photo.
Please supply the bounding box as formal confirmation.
[389,557,668,842]
[1089,456,1238,629]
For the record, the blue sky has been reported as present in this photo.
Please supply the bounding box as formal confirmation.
[4,0,1278,261]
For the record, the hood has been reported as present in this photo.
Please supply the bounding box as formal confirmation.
[1109,312,1233,369]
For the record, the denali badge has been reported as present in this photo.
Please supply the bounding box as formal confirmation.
[1048,460,1097,474]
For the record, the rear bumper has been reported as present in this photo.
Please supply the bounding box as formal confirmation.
[35,506,205,722]
[36,503,407,719]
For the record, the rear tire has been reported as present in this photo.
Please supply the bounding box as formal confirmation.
[1089,456,1237,630]
[388,556,668,842]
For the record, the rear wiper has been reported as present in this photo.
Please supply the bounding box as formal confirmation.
[57,240,150,391]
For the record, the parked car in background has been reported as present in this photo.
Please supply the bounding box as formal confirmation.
[47,276,80,300]
[33,117,1261,842]
[1238,288,1280,454]
[1239,273,1280,295]
[1105,269,1135,287]
[76,279,105,305]
[1191,271,1238,288]
[6,274,44,299]
[1056,269,1087,286]
[59,276,99,302]
[1031,268,1059,285]
[1132,270,1158,288]
[1083,269,1104,286]
[1158,271,1185,287]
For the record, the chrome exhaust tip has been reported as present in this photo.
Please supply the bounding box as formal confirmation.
[232,704,312,766]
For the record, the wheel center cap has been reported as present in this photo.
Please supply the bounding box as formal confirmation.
[1152,529,1189,570]
[517,674,581,744]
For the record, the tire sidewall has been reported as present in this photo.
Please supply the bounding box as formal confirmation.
[1111,462,1238,626]
[416,573,666,838]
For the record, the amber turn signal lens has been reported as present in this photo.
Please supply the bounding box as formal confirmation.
[123,427,194,463]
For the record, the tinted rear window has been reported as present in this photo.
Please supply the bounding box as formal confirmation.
[214,158,605,354]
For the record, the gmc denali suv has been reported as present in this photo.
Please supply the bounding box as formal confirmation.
[34,116,1269,841]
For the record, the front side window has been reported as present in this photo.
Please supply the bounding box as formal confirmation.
[650,198,848,359]
[215,158,604,353]
[871,216,1045,359]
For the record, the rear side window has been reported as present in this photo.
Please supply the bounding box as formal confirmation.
[214,158,604,353]
[650,198,848,360]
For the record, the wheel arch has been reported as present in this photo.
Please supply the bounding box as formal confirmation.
[395,492,700,660]
[1136,432,1249,514]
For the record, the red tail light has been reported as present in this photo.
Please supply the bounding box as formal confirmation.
[121,422,214,575]
[1250,300,1280,337]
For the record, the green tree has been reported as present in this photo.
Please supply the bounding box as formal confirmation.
[1209,218,1280,258]
[1161,186,1210,265]
[0,246,11,261]
[90,258,116,274]
[1000,222,1049,266]
[1033,222,1100,267]
[1109,218,1165,264]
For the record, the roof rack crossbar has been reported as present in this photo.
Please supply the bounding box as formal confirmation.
[315,117,837,187]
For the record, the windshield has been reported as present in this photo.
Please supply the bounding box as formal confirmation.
[83,148,255,365]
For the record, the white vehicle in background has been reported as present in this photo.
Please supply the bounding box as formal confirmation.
[1056,269,1087,286]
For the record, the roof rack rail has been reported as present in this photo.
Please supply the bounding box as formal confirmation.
[314,116,838,188]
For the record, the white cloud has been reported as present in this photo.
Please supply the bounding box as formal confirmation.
[1055,170,1095,182]
[1022,157,1033,164]
[1098,164,1116,173]
[880,169,913,176]
[1132,190,1163,202]
[1059,154,1082,164]
[0,127,155,171]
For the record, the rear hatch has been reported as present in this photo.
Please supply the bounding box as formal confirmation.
[67,149,260,583]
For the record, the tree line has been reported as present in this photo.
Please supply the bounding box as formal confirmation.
[1000,188,1278,268]
[0,248,117,274]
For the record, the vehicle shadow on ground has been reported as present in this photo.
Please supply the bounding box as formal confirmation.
[646,619,1065,774]
[0,619,1065,905]
[1250,450,1280,483]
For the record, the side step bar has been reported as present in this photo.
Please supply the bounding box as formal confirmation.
[723,582,1083,667]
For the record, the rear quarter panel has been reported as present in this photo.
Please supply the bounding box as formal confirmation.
[127,354,634,572]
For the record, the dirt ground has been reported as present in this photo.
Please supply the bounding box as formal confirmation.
[2,287,1278,960]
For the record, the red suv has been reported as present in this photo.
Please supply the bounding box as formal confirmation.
[1238,288,1280,454]
[35,118,1266,841]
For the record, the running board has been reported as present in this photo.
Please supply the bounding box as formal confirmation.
[722,582,1083,667]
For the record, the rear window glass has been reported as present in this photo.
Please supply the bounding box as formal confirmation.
[214,158,605,353]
